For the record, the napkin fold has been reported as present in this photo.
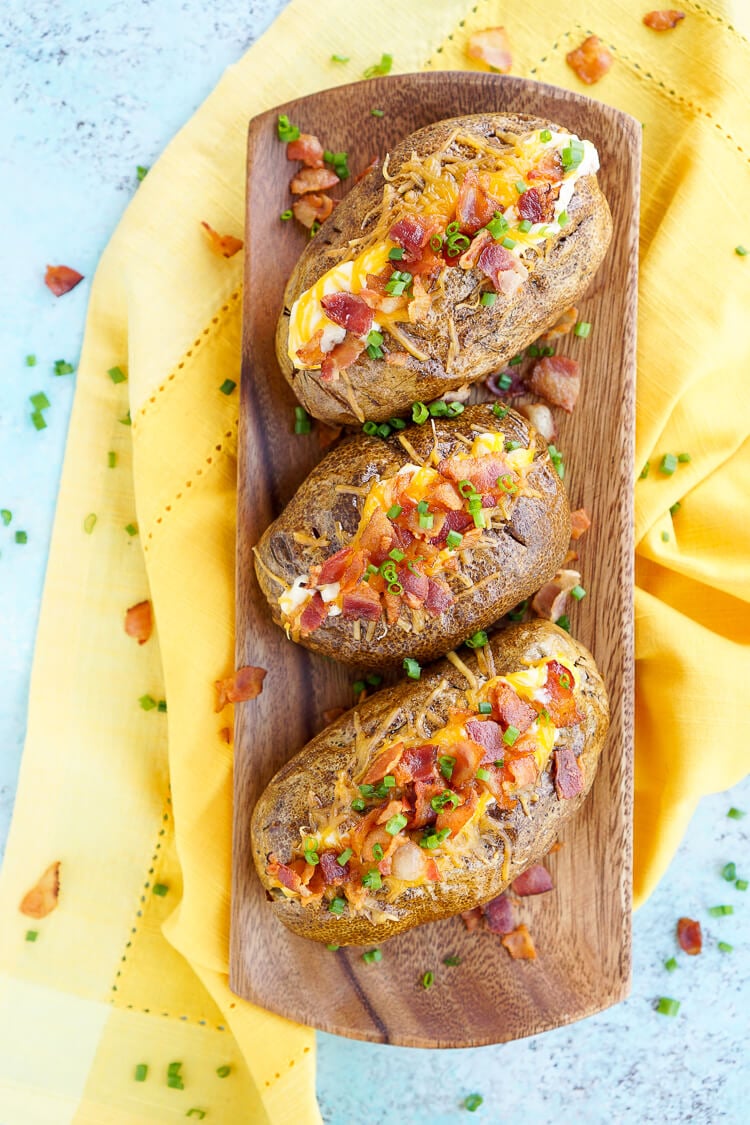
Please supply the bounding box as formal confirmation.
[1,1,749,1121]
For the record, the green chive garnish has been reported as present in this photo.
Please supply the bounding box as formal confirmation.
[570,585,586,600]
[186,1112,206,1120]
[722,862,737,881]
[385,813,407,835]
[1,510,12,526]
[108,366,127,384]
[558,210,569,226]
[337,848,353,866]
[366,673,382,686]
[718,941,733,953]
[403,657,421,679]
[277,114,300,142]
[372,843,384,861]
[119,411,132,426]
[476,768,490,781]
[639,462,650,480]
[670,501,681,516]
[157,700,167,713]
[30,391,50,411]
[465,1094,484,1112]
[514,180,525,194]
[556,614,571,632]
[443,954,461,966]
[108,451,117,468]
[371,108,385,117]
[735,245,748,256]
[501,236,517,250]
[465,631,488,649]
[25,354,37,367]
[421,971,434,990]
[728,807,746,819]
[503,725,519,746]
[216,1064,231,1077]
[25,930,38,942]
[412,401,429,424]
[294,405,311,434]
[219,379,237,395]
[136,165,149,182]
[656,997,680,1017]
[707,905,734,916]
[362,948,382,964]
[152,883,168,897]
[134,1063,148,1081]
[678,452,691,463]
[478,701,492,715]
[363,53,393,78]
[664,957,678,972]
[659,453,678,475]
[329,896,346,915]
[326,943,340,951]
[125,523,138,537]
[362,869,382,890]
[439,755,455,780]
[540,129,552,142]
[15,530,28,544]
[736,879,748,891]
[480,291,497,307]
[492,403,508,420]
[661,531,670,542]
[446,529,463,549]
[139,695,157,711]
[331,54,350,62]
[83,513,97,535]
[31,411,47,430]
[573,321,591,338]
[54,359,75,376]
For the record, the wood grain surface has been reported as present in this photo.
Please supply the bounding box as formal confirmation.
[232,71,639,1047]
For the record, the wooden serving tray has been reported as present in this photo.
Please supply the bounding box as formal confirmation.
[232,71,639,1047]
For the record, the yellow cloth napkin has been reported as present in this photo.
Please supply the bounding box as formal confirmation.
[1,1,749,1121]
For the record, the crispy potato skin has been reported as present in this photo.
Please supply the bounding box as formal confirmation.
[251,620,609,945]
[254,404,570,669]
[277,112,613,425]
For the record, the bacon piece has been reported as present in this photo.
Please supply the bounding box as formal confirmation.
[408,275,432,323]
[397,565,429,603]
[396,744,439,785]
[528,355,581,413]
[430,507,474,547]
[383,591,401,624]
[201,221,243,258]
[424,858,441,882]
[439,452,509,493]
[528,150,564,184]
[214,665,267,710]
[292,193,334,229]
[436,786,478,835]
[531,568,582,623]
[388,215,441,264]
[539,306,578,342]
[339,553,366,593]
[342,583,382,621]
[446,742,485,788]
[296,328,327,366]
[410,780,445,828]
[566,35,614,85]
[517,402,556,442]
[286,133,324,167]
[266,858,303,892]
[299,591,328,636]
[518,185,556,224]
[290,166,339,194]
[465,719,504,758]
[643,9,685,30]
[677,916,702,955]
[427,480,464,512]
[424,578,455,614]
[385,351,409,367]
[314,548,353,587]
[483,892,515,934]
[477,241,528,296]
[321,293,373,337]
[512,864,554,896]
[124,599,153,645]
[355,155,379,184]
[491,682,537,735]
[361,741,405,785]
[466,27,512,73]
[320,333,365,382]
[219,726,232,743]
[319,850,349,884]
[20,861,60,918]
[461,906,484,932]
[553,746,585,799]
[544,660,582,727]
[375,798,408,826]
[458,228,492,271]
[508,756,538,789]
[456,171,503,236]
[501,923,537,960]
[570,508,591,540]
[44,265,83,296]
[359,507,394,555]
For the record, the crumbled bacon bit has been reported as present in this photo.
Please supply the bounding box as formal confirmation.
[286,133,325,167]
[461,906,484,932]
[553,746,585,799]
[292,193,334,229]
[354,155,379,184]
[320,333,365,382]
[528,150,564,184]
[296,329,326,367]
[531,568,582,622]
[408,275,432,323]
[677,916,702,955]
[214,665,267,711]
[219,726,232,743]
[290,167,339,195]
[491,681,537,734]
[517,402,555,442]
[321,293,373,336]
[539,306,578,342]
[385,351,409,367]
[124,600,153,645]
[570,508,591,540]
[44,265,84,297]
[528,355,581,413]
[456,171,503,236]
[517,185,556,224]
[477,242,527,296]
[512,864,554,896]
[342,583,383,621]
[201,222,244,258]
[20,861,60,919]
[466,27,512,73]
[566,35,614,85]
[501,923,537,959]
[299,591,328,634]
[483,893,516,934]
[643,10,685,30]
[458,228,492,270]
[322,707,346,726]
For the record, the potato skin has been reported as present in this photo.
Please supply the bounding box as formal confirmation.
[251,620,609,945]
[254,404,570,670]
[277,112,613,425]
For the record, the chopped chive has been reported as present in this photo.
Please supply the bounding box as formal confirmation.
[30,411,47,430]
[558,210,569,227]
[501,236,517,250]
[498,373,514,392]
[382,775,396,789]
[722,862,737,882]
[421,971,434,990]
[661,531,670,543]
[429,399,449,418]
[480,292,497,307]
[331,54,350,62]
[735,245,748,256]
[15,530,28,544]
[478,701,492,715]
[1,510,12,526]
[157,699,167,713]
[389,548,405,562]
[362,868,382,890]
[669,501,681,516]
[492,403,508,420]
[125,523,138,537]
[412,401,429,424]
[514,180,526,193]
[277,114,300,142]
[372,843,384,861]
[677,452,691,463]
[351,798,366,812]
[446,530,463,550]
[385,813,408,835]
[465,1094,484,1112]
[465,631,488,649]
[718,941,733,953]
[403,657,421,679]
[386,504,403,520]
[25,930,38,942]
[363,53,393,78]
[527,345,541,357]
[136,165,149,182]
[656,997,680,1017]
[167,1061,182,1078]
[362,948,382,964]
[540,129,552,142]
[108,365,127,384]
[736,879,748,891]
[352,679,366,695]
[503,725,520,746]
[573,321,591,338]
[659,453,678,475]
[485,213,508,239]
[166,1075,184,1089]
[556,614,571,632]
[152,883,168,897]
[108,451,117,468]
[139,695,157,711]
[309,220,321,238]
[134,1063,148,1081]
[294,405,311,434]
[186,1111,206,1120]
[53,359,74,376]
[569,584,586,601]
[476,767,491,781]
[219,378,237,395]
[438,755,455,780]
[664,957,678,972]
[216,1064,231,1078]
[707,905,734,916]
[443,954,461,966]
[25,354,37,367]
[83,513,97,535]
[366,673,382,687]
[508,598,529,622]
[363,421,378,436]
[517,219,532,233]
[639,462,650,480]
[337,848,353,866]
[326,943,339,951]
[493,758,505,768]
[329,896,346,915]
[371,108,385,117]
[30,391,50,410]
[728,807,746,819]
[119,411,131,426]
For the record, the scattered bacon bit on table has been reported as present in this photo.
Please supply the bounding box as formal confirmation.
[201,221,244,259]
[461,906,484,932]
[290,167,340,195]
[501,923,537,960]
[466,27,513,73]
[512,864,554,896]
[540,306,578,342]
[531,568,582,622]
[484,893,516,934]
[570,508,592,540]
[643,10,685,30]
[124,600,153,645]
[518,402,555,442]
[677,916,703,955]
[20,861,61,918]
[214,665,267,711]
[286,133,325,168]
[292,193,334,229]
[553,746,585,799]
[528,355,581,413]
[44,265,84,297]
[354,156,379,184]
[219,726,232,743]
[566,35,614,85]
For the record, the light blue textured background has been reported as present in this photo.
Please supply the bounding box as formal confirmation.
[1,3,748,1122]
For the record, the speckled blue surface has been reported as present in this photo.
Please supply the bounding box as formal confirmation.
[1,4,748,1122]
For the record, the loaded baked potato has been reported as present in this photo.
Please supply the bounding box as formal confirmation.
[277,112,612,425]
[254,403,570,669]
[251,619,609,945]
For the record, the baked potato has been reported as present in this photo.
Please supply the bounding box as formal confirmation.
[251,619,609,945]
[254,403,570,669]
[277,112,612,425]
